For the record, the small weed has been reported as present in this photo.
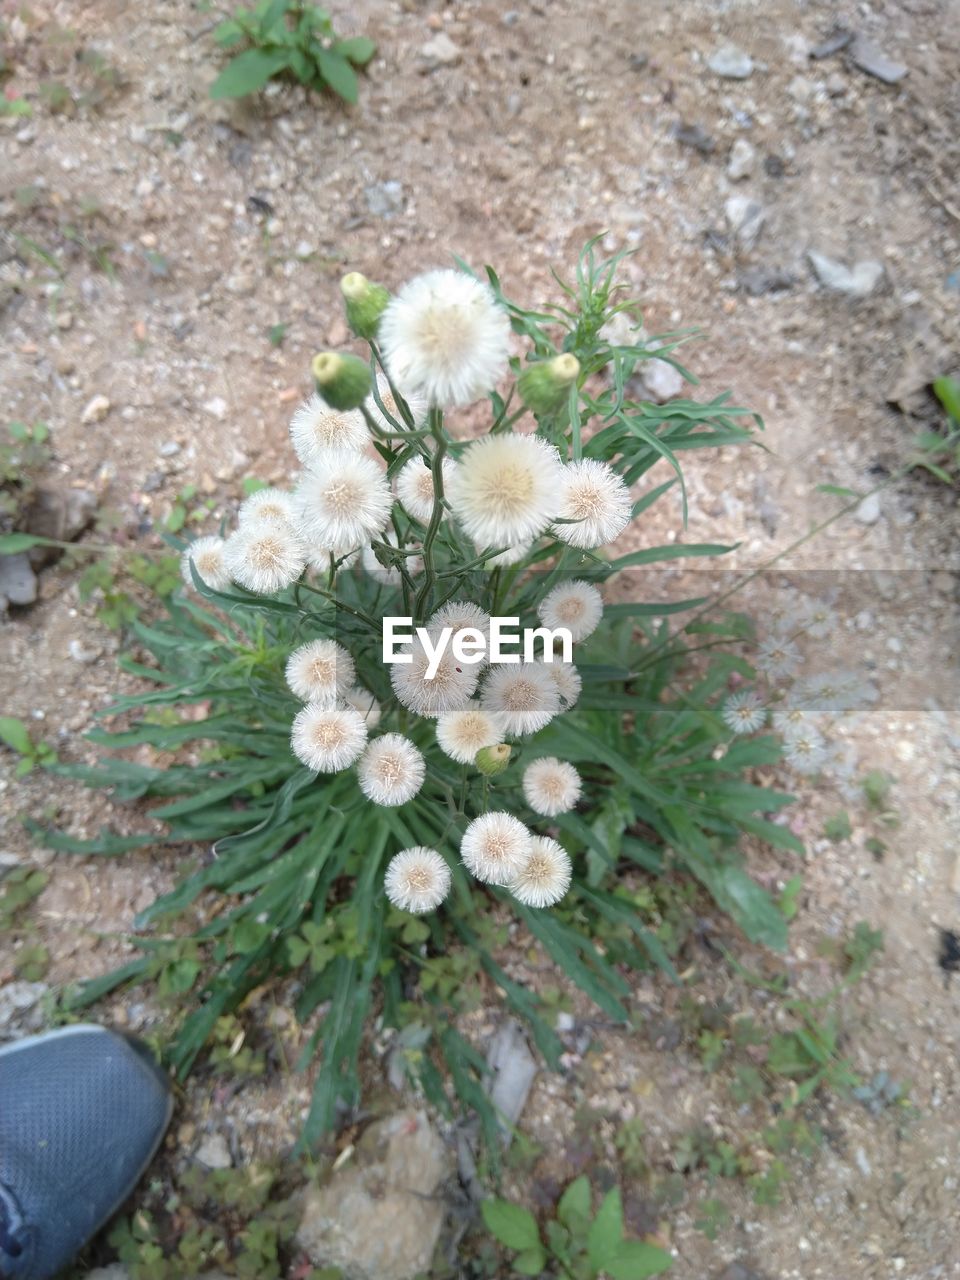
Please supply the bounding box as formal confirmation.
[909,376,960,485]
[823,810,852,842]
[0,421,53,529]
[77,551,180,631]
[0,716,57,776]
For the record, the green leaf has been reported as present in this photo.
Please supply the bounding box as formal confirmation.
[587,1186,624,1270]
[697,862,788,951]
[0,533,60,555]
[314,48,358,102]
[480,1200,541,1252]
[606,542,737,571]
[556,1174,591,1228]
[606,1239,674,1278]
[933,375,960,423]
[335,35,377,66]
[210,48,290,99]
[0,716,33,756]
[816,484,860,499]
[513,1246,548,1275]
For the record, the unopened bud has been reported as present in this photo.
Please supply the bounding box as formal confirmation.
[517,353,581,415]
[340,272,391,340]
[311,351,372,411]
[475,743,512,776]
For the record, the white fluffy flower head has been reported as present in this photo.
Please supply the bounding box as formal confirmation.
[384,847,451,914]
[390,639,479,718]
[181,536,231,592]
[285,638,355,704]
[358,733,426,807]
[289,394,369,465]
[481,662,561,735]
[553,459,632,549]
[380,269,510,407]
[290,703,368,772]
[755,636,802,681]
[545,660,582,710]
[522,757,582,817]
[722,689,767,734]
[509,835,572,908]
[295,449,392,551]
[395,454,456,523]
[238,487,297,529]
[447,433,563,548]
[537,580,604,643]
[429,600,491,663]
[460,811,532,885]
[784,727,828,775]
[224,523,305,595]
[436,703,505,765]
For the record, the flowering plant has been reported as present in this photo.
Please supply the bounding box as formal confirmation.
[43,242,804,1145]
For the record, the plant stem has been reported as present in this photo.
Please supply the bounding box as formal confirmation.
[414,407,449,619]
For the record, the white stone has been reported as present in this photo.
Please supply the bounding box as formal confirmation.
[808,251,885,298]
[855,492,881,525]
[708,45,754,79]
[80,393,111,425]
[195,1133,232,1169]
[727,138,756,181]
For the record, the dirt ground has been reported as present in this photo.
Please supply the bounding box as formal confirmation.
[2,0,959,1277]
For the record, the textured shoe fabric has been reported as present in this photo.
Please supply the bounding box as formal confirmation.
[0,1025,172,1280]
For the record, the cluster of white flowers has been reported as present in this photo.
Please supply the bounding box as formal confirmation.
[721,595,877,786]
[179,265,644,921]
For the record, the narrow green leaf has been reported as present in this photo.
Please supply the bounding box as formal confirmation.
[0,533,60,555]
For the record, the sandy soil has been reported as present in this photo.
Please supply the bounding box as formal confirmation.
[2,0,959,1277]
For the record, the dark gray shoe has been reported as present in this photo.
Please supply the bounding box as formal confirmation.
[0,1024,173,1280]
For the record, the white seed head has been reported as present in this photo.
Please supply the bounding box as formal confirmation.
[290,703,368,772]
[447,433,563,547]
[180,536,231,593]
[224,523,306,595]
[384,846,451,914]
[722,689,767,734]
[460,811,532,885]
[522,757,582,817]
[357,733,426,806]
[342,684,382,728]
[537,580,604,642]
[380,269,510,408]
[544,660,582,710]
[784,727,828,775]
[436,703,506,765]
[365,372,428,433]
[289,394,369,465]
[294,449,393,551]
[508,835,572,908]
[480,662,561,735]
[553,459,632,549]
[285,638,355,704]
[428,600,491,664]
[237,487,298,529]
[390,640,479,718]
[395,454,456,523]
[755,636,801,681]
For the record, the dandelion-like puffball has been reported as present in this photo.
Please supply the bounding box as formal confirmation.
[755,636,802,681]
[772,701,819,739]
[380,269,510,408]
[342,684,382,728]
[294,449,393,551]
[522,757,582,817]
[224,523,306,595]
[783,727,828,775]
[428,599,491,662]
[289,394,369,466]
[290,703,368,772]
[365,373,428,434]
[544,660,582,710]
[436,703,506,765]
[553,459,632,549]
[460,811,532,885]
[384,846,451,914]
[357,733,426,806]
[285,638,355,704]
[537,580,604,643]
[722,689,767,734]
[447,433,563,548]
[480,662,561,736]
[798,598,837,640]
[395,455,456,523]
[180,536,231,593]
[795,670,871,716]
[237,487,298,529]
[390,641,480,719]
[508,835,572,908]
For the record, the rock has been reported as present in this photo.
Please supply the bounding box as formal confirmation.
[202,396,228,420]
[849,34,908,84]
[55,311,74,331]
[0,553,38,607]
[738,265,796,295]
[195,1133,232,1169]
[855,492,881,525]
[808,251,884,297]
[810,28,854,59]
[420,33,461,70]
[826,71,848,96]
[69,637,102,664]
[727,138,756,181]
[0,852,22,877]
[0,981,49,1034]
[297,1110,449,1280]
[80,393,111,425]
[555,1011,575,1033]
[364,181,404,218]
[24,486,97,567]
[486,1021,537,1138]
[707,45,754,79]
[158,440,181,457]
[638,356,684,403]
[226,272,255,297]
[673,122,715,155]
[725,195,766,248]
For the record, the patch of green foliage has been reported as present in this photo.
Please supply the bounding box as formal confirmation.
[210,2,376,104]
[0,716,57,776]
[910,376,960,485]
[0,421,52,530]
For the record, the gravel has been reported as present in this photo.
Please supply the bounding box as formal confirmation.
[707,44,754,79]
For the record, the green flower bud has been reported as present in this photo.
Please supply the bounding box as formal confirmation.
[311,351,372,411]
[517,353,581,415]
[475,743,512,776]
[340,272,391,340]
